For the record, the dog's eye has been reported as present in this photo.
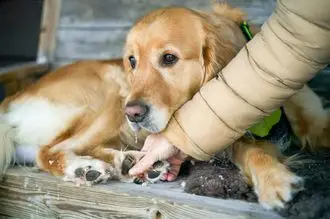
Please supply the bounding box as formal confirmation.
[128,56,136,69]
[162,53,178,66]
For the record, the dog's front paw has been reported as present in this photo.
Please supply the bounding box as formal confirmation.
[253,164,304,210]
[133,160,170,185]
[63,156,113,186]
[115,150,170,184]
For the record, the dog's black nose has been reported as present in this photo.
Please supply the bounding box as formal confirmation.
[125,101,149,123]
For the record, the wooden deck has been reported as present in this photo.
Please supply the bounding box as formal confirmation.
[0,167,282,219]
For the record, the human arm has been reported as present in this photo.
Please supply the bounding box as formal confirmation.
[161,0,330,160]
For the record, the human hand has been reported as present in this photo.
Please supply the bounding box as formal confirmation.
[128,134,186,181]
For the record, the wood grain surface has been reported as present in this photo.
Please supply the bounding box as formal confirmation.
[0,167,282,219]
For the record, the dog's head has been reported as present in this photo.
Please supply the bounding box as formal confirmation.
[124,4,248,133]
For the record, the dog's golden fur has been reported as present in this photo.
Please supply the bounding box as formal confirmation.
[1,59,148,180]
[0,3,329,209]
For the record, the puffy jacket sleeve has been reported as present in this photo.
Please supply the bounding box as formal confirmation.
[162,0,330,160]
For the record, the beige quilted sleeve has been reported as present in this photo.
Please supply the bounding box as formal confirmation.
[162,0,330,160]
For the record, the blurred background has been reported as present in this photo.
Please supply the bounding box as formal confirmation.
[54,0,275,68]
[0,0,328,107]
[0,0,276,68]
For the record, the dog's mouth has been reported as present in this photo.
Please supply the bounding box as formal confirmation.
[127,119,142,132]
[127,119,162,134]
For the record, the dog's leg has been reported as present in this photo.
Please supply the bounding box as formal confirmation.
[68,146,154,185]
[37,143,147,185]
[37,113,169,184]
[63,153,114,186]
[48,104,125,154]
[232,139,303,210]
[76,144,174,184]
[36,123,157,185]
[62,146,130,186]
[283,85,330,150]
[36,145,67,176]
[64,146,171,185]
[49,115,116,153]
[37,145,115,186]
[76,144,146,182]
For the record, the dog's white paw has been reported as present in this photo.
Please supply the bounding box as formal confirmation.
[63,156,113,186]
[62,151,170,186]
[252,164,304,210]
[133,160,170,185]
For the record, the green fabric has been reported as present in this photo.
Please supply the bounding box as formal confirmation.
[240,21,254,41]
[247,109,282,137]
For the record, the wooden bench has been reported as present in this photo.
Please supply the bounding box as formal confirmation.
[0,167,281,219]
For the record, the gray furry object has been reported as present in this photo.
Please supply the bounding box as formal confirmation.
[182,154,257,202]
[182,150,330,219]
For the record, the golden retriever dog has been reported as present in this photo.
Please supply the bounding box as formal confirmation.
[0,59,152,183]
[0,3,329,210]
[122,4,329,209]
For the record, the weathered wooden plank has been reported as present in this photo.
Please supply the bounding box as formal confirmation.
[59,0,275,27]
[37,0,62,64]
[0,167,282,219]
[55,29,127,60]
[59,0,210,27]
[52,60,77,70]
[53,0,276,67]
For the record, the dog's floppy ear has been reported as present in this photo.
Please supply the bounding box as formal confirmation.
[201,3,246,84]
[201,21,238,84]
